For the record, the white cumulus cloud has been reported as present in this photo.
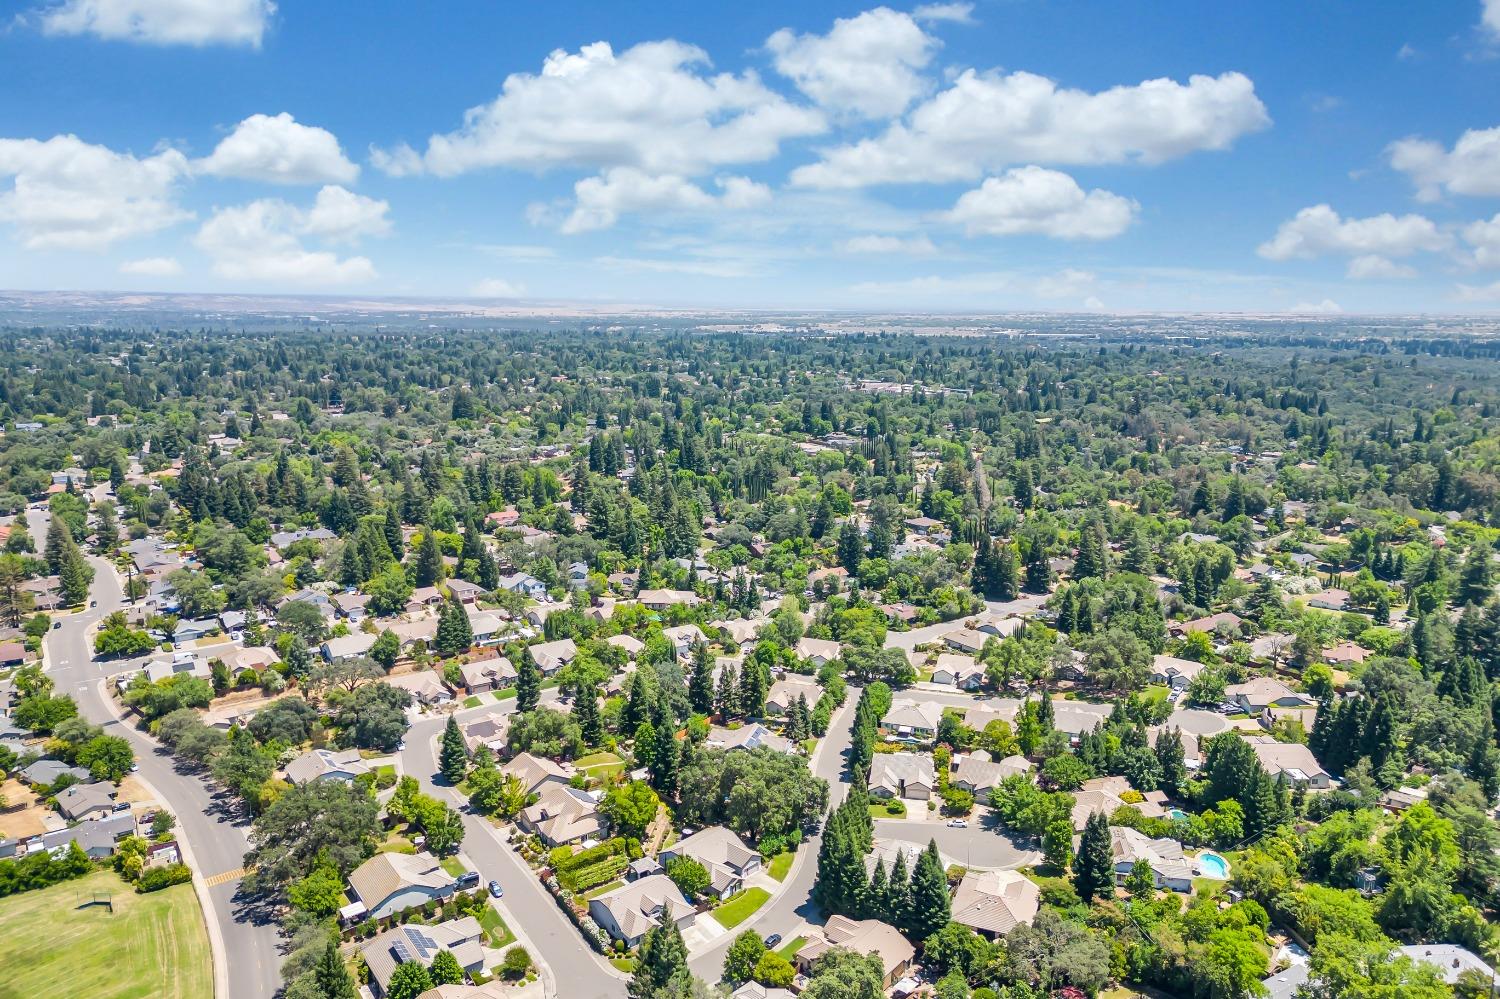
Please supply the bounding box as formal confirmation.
[840,234,937,255]
[1464,213,1500,269]
[1458,279,1500,302]
[792,69,1269,188]
[1288,299,1343,314]
[38,0,274,47]
[471,278,526,298]
[0,134,191,249]
[767,7,937,119]
[1483,0,1500,38]
[197,112,358,185]
[373,40,824,178]
[1389,126,1500,201]
[943,167,1137,240]
[1345,255,1416,280]
[119,256,181,276]
[1257,204,1449,261]
[912,3,974,24]
[558,167,770,233]
[194,185,387,284]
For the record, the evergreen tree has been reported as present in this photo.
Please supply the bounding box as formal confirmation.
[688,645,715,715]
[715,662,740,719]
[907,840,951,941]
[886,851,911,918]
[739,659,768,717]
[787,694,810,742]
[836,520,865,575]
[516,649,541,712]
[58,546,94,606]
[864,857,889,921]
[1073,517,1108,581]
[44,514,75,574]
[1074,811,1113,903]
[435,597,473,657]
[439,715,469,784]
[413,526,444,587]
[313,937,359,999]
[576,683,603,747]
[1155,726,1187,796]
[630,919,689,999]
[383,504,404,559]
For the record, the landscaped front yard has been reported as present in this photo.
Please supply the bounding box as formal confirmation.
[711,886,770,928]
[478,903,515,947]
[0,868,212,999]
[574,751,625,781]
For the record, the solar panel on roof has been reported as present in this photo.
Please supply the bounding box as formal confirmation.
[390,940,413,963]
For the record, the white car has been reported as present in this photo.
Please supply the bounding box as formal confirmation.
[946,818,968,828]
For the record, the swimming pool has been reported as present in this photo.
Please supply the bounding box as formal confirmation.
[1167,808,1188,821]
[1197,851,1231,879]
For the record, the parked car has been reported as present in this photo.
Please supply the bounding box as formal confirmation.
[488,880,503,898]
[456,871,480,890]
[763,933,782,949]
[946,818,968,828]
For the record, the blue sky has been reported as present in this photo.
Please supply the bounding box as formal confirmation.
[2,0,1500,313]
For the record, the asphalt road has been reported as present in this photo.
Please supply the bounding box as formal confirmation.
[399,692,625,999]
[32,506,282,999]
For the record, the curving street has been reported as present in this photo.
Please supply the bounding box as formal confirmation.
[33,506,282,999]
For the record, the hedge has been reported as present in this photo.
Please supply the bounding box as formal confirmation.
[137,862,192,893]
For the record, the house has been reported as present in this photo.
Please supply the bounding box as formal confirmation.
[1071,776,1168,830]
[36,812,135,858]
[461,715,511,754]
[765,676,824,716]
[141,651,212,684]
[880,699,944,742]
[331,592,371,621]
[345,852,457,921]
[1225,677,1315,715]
[1394,944,1500,987]
[0,641,28,668]
[501,752,574,795]
[659,826,762,900]
[465,609,506,646]
[384,670,452,706]
[730,983,795,999]
[713,618,765,647]
[321,631,378,662]
[1246,736,1332,788]
[1108,827,1195,892]
[1150,655,1206,690]
[527,638,577,674]
[460,655,515,694]
[486,508,521,529]
[950,869,1040,937]
[361,919,486,999]
[931,653,986,690]
[56,782,119,821]
[1307,588,1351,612]
[795,916,915,988]
[637,589,701,611]
[284,748,371,785]
[497,572,547,600]
[940,628,989,655]
[566,562,590,590]
[407,586,445,610]
[173,618,220,643]
[1323,641,1370,666]
[445,578,486,604]
[794,636,842,667]
[1171,612,1245,637]
[706,723,792,754]
[971,613,1024,639]
[589,874,696,947]
[20,759,90,787]
[663,624,708,660]
[606,634,645,658]
[870,753,936,800]
[951,753,1033,800]
[389,616,440,648]
[904,516,943,536]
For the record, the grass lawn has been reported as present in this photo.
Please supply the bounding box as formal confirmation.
[775,935,806,960]
[767,852,794,882]
[712,887,770,929]
[440,856,468,878]
[610,956,638,973]
[869,803,906,819]
[464,695,482,708]
[0,868,211,999]
[584,879,625,899]
[478,904,515,947]
[576,751,625,782]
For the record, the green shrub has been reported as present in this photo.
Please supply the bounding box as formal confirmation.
[136,862,192,893]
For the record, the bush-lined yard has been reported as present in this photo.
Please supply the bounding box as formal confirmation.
[711,886,770,928]
[0,868,212,999]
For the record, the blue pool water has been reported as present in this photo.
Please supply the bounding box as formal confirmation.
[1167,808,1188,821]
[1197,852,1230,879]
